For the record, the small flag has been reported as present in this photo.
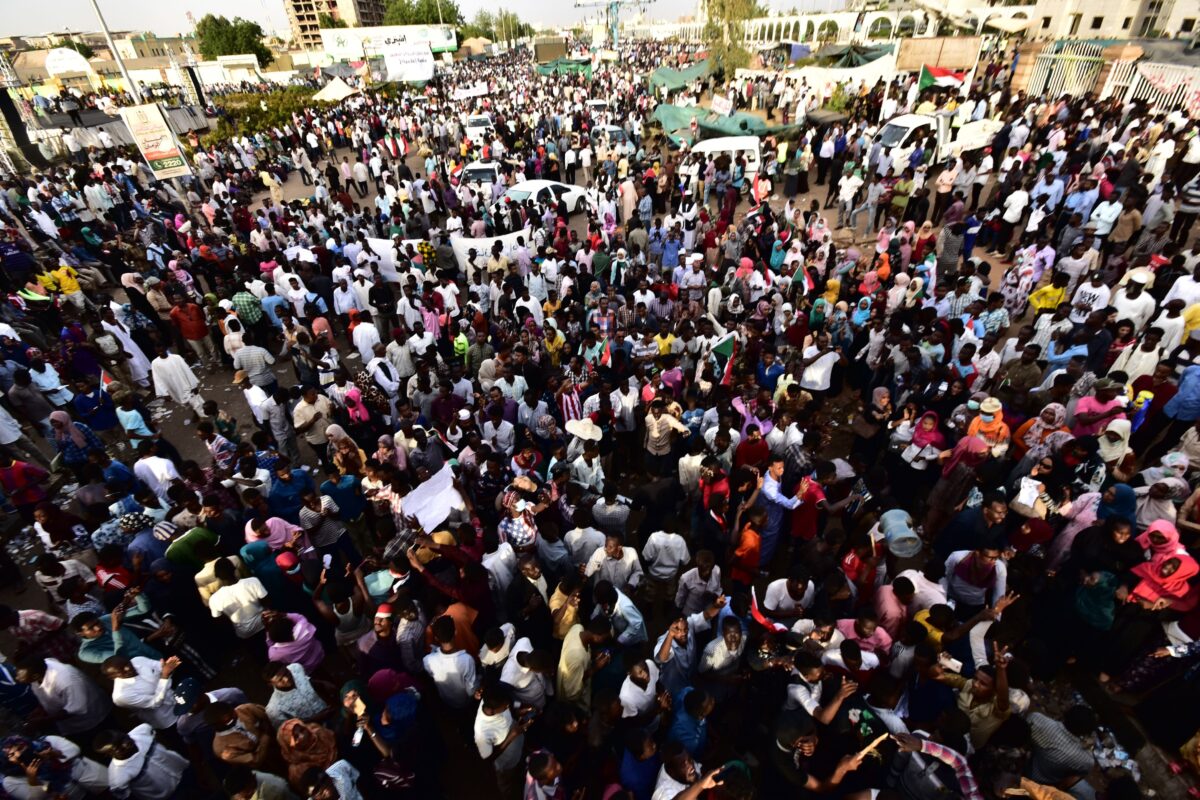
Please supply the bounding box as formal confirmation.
[918,64,968,93]
[599,337,612,367]
[710,332,737,386]
[751,587,788,633]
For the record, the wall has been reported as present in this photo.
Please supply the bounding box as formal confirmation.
[896,36,983,71]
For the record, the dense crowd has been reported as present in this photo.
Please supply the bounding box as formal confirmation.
[0,37,1197,800]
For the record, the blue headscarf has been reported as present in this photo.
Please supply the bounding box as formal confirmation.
[851,297,873,327]
[769,240,786,270]
[1098,483,1136,522]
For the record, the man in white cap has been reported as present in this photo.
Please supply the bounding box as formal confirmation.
[1111,271,1156,332]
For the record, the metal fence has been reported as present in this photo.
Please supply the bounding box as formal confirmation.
[1025,41,1105,99]
[1100,59,1200,116]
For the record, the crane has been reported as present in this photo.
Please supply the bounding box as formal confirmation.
[573,0,649,49]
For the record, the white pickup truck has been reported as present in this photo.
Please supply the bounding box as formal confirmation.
[877,113,1002,171]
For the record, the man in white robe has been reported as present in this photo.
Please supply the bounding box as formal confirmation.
[351,314,381,362]
[150,346,205,418]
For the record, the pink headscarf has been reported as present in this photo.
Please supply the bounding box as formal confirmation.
[245,516,303,549]
[940,435,989,478]
[50,410,86,448]
[344,387,370,423]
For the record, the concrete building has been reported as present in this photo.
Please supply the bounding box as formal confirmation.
[112,33,197,62]
[1028,0,1196,39]
[284,0,387,49]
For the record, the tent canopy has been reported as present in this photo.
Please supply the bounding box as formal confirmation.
[985,16,1031,33]
[651,103,799,146]
[536,58,592,79]
[313,77,359,103]
[649,59,711,91]
[814,43,893,68]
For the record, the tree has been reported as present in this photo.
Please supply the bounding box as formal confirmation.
[54,39,94,59]
[383,0,463,27]
[703,0,757,76]
[318,12,347,29]
[194,14,274,68]
[462,10,496,40]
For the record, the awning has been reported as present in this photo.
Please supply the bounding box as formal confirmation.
[312,77,359,103]
[986,17,1031,33]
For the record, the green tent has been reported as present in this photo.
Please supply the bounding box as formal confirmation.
[535,58,593,79]
[648,59,711,92]
[650,103,799,146]
[813,43,893,68]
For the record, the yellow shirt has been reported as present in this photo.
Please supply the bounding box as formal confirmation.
[52,266,81,294]
[913,609,944,646]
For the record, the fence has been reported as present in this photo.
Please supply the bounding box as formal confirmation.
[1100,59,1200,117]
[1025,41,1105,100]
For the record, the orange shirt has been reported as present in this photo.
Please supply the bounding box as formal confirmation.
[731,525,762,584]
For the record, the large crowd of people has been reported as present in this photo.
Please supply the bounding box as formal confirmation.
[0,35,1197,800]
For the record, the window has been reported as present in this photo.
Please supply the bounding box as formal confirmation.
[1182,18,1196,32]
[1041,16,1051,28]
[1123,17,1132,28]
[1091,16,1103,29]
[1069,13,1082,34]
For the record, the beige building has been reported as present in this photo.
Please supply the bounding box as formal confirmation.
[1026,0,1195,39]
[285,0,387,49]
[113,33,196,61]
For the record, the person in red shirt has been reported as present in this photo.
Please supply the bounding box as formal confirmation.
[733,424,771,470]
[730,507,766,593]
[169,299,219,371]
[840,533,882,606]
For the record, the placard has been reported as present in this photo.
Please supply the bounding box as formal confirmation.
[119,103,191,179]
[384,43,435,83]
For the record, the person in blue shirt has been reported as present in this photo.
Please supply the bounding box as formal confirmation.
[268,459,315,523]
[666,686,713,758]
[756,351,786,393]
[260,285,289,328]
[319,464,369,553]
[618,729,662,800]
[72,378,121,446]
[1135,363,1200,462]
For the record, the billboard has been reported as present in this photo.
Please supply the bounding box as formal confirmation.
[320,25,458,59]
[119,103,191,180]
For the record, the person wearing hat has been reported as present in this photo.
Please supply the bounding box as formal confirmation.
[965,397,1011,457]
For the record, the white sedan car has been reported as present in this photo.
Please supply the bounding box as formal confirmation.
[492,180,591,215]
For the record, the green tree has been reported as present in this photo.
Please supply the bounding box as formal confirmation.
[462,10,496,39]
[383,0,463,26]
[703,0,757,76]
[318,12,348,28]
[54,39,94,59]
[194,14,274,68]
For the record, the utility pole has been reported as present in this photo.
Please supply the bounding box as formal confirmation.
[88,0,142,102]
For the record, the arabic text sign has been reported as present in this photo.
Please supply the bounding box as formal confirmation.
[710,95,734,116]
[384,43,435,83]
[119,103,191,180]
[453,82,490,101]
[320,25,457,59]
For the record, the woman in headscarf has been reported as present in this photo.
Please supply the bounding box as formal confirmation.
[857,270,881,297]
[222,316,246,359]
[924,436,991,537]
[912,221,937,263]
[1000,249,1038,318]
[373,434,406,471]
[905,275,926,308]
[1012,403,1069,460]
[850,297,873,328]
[851,387,893,465]
[821,278,841,307]
[1095,418,1138,482]
[828,301,854,353]
[325,424,367,478]
[48,411,106,480]
[1100,520,1200,684]
[966,397,1011,458]
[1048,463,1137,565]
[1134,452,1191,488]
[277,719,338,791]
[892,410,947,495]
[886,272,910,313]
[1136,477,1190,530]
[333,680,390,778]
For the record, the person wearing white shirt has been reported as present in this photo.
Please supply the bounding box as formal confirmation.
[498,637,553,711]
[96,723,189,800]
[104,655,180,730]
[1089,198,1123,237]
[474,684,529,777]
[571,447,606,494]
[483,412,516,457]
[18,657,112,736]
[423,617,479,710]
[619,658,663,723]
[764,571,817,622]
[594,582,647,646]
[480,622,517,670]
[584,534,644,592]
[1,734,108,799]
[351,318,381,362]
[1164,267,1200,308]
[642,531,690,582]
[699,615,746,679]
[133,453,181,502]
[208,569,269,638]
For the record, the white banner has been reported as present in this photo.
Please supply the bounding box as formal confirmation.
[452,228,533,280]
[44,47,92,76]
[710,94,734,116]
[366,236,427,282]
[320,24,457,59]
[402,463,457,532]
[384,43,435,83]
[119,103,191,180]
[452,82,490,101]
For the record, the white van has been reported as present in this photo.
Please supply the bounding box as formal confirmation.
[690,135,763,182]
[877,113,1002,171]
[464,114,494,144]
